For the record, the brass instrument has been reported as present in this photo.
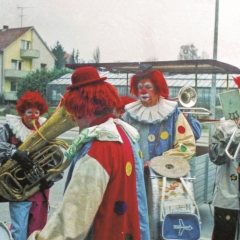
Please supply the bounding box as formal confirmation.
[0,100,77,201]
[225,128,240,160]
[170,86,212,116]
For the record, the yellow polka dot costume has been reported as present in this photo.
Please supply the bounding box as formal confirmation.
[122,99,196,163]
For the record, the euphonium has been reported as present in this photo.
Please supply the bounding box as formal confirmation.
[0,99,77,201]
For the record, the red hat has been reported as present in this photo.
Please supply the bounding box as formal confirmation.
[67,66,107,90]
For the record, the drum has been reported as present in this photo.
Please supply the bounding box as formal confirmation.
[0,221,13,240]
[146,156,195,240]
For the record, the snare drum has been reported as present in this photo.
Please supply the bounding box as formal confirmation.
[0,221,13,240]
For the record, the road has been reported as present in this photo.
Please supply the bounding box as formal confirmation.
[0,116,214,239]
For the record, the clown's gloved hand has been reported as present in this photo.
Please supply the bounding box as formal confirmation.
[232,129,240,144]
[39,179,54,191]
[12,150,33,170]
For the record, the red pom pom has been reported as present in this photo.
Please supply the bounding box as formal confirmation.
[233,76,240,88]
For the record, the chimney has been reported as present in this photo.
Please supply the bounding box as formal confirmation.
[3,25,8,30]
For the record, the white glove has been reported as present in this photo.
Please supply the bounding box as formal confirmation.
[232,129,240,144]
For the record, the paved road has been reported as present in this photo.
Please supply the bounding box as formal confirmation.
[0,116,214,239]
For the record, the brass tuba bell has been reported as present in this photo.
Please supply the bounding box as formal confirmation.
[0,99,77,201]
[178,86,197,108]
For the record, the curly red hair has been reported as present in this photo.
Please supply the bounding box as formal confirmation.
[130,70,169,99]
[63,82,121,117]
[16,91,48,116]
[116,96,136,112]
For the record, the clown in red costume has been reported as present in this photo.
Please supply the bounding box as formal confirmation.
[0,92,52,240]
[28,67,150,240]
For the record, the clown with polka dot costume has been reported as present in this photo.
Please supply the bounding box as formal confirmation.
[28,67,150,240]
[122,68,198,239]
[122,69,197,165]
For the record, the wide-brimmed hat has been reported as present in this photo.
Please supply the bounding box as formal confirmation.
[67,66,107,90]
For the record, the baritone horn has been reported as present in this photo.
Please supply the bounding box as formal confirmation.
[172,86,212,116]
[0,99,77,201]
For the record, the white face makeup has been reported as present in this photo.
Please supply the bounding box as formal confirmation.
[137,78,159,107]
[22,107,40,129]
[25,109,40,117]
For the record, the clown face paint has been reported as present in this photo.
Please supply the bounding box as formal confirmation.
[22,108,40,129]
[137,78,159,107]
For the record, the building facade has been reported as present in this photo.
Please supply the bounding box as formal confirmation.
[0,25,55,101]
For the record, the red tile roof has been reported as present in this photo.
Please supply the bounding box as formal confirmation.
[0,26,32,51]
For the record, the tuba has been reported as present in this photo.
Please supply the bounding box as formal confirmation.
[0,99,77,201]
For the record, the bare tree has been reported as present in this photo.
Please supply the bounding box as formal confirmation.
[146,57,158,61]
[178,44,200,60]
[93,46,100,63]
[201,51,210,59]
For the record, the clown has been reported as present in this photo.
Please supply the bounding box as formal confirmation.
[28,66,150,240]
[208,76,240,240]
[0,91,51,240]
[122,69,197,239]
[122,69,196,163]
[115,96,136,118]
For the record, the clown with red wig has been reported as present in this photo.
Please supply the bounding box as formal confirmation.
[122,69,197,238]
[28,66,150,240]
[0,91,50,240]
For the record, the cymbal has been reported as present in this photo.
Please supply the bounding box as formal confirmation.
[149,156,190,178]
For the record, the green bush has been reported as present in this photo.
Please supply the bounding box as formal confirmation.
[17,68,73,100]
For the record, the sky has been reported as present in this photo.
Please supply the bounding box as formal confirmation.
[0,0,240,68]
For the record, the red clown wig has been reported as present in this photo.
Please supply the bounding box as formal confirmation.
[63,82,121,118]
[116,96,136,113]
[130,69,169,99]
[233,76,240,88]
[16,91,48,116]
[63,67,121,117]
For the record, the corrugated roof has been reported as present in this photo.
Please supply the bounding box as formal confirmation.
[48,72,238,89]
[0,26,32,51]
[65,60,240,74]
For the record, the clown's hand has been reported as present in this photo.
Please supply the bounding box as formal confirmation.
[12,150,33,170]
[232,129,240,144]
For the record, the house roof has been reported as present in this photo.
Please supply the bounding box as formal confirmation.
[65,59,240,75]
[0,26,32,51]
[0,26,56,60]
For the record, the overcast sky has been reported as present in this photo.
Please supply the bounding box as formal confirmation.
[1,0,240,68]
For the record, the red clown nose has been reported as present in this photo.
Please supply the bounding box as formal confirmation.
[140,89,148,94]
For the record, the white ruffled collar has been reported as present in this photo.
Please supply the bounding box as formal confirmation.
[65,117,139,160]
[124,98,178,123]
[6,114,46,142]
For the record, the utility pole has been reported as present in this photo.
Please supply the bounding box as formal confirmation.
[210,0,219,137]
[17,6,32,27]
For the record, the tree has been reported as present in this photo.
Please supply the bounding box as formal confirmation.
[69,49,76,64]
[178,44,200,60]
[75,49,80,63]
[201,51,210,59]
[51,41,66,69]
[93,46,100,63]
[17,68,72,99]
[69,49,80,64]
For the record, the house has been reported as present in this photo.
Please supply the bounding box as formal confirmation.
[0,25,56,101]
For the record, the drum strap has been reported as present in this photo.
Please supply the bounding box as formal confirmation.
[153,122,164,156]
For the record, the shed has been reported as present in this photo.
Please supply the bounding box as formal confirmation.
[46,71,238,110]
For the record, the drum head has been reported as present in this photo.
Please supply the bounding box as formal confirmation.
[0,222,12,240]
[150,156,190,178]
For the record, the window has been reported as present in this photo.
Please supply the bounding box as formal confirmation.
[21,40,31,49]
[10,82,17,91]
[11,60,23,70]
[41,64,47,70]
